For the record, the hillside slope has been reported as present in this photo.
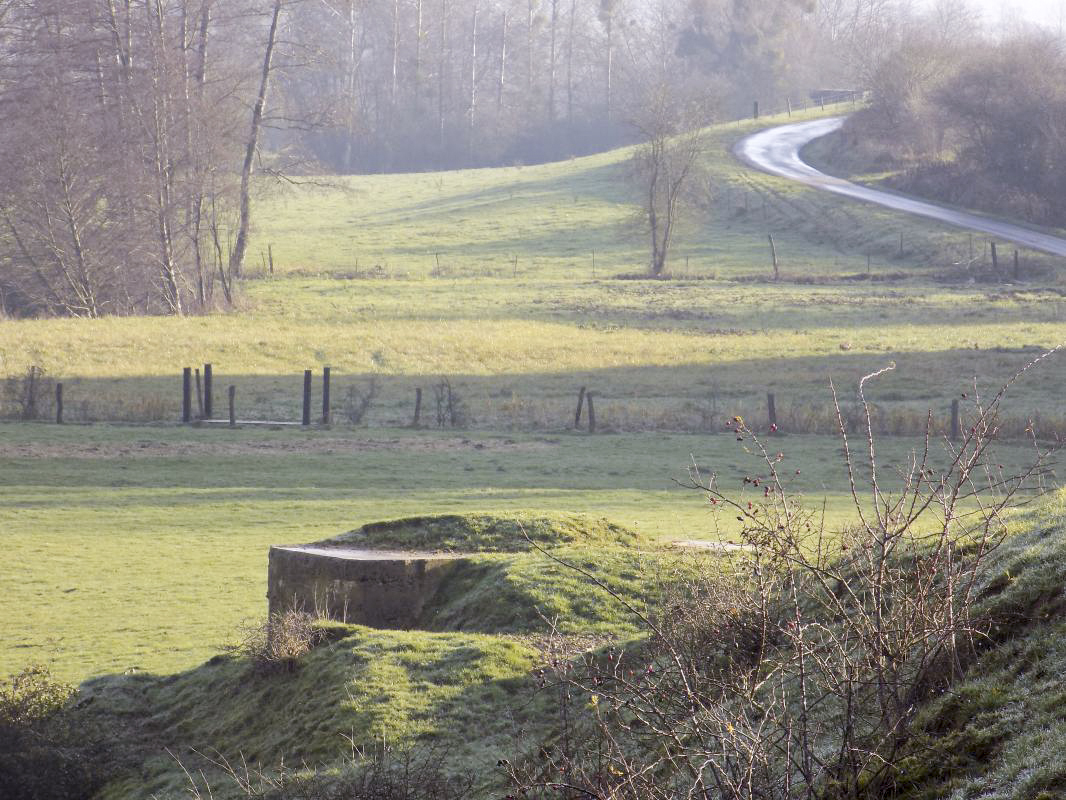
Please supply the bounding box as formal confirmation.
[57,496,1066,799]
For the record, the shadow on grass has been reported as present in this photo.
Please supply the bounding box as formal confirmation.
[3,344,1060,435]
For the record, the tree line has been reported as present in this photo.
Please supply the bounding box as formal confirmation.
[0,0,293,316]
[845,10,1066,228]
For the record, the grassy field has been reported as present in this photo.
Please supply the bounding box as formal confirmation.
[1,104,1065,717]
[3,106,1066,799]
[0,421,1050,685]
[1,105,1064,432]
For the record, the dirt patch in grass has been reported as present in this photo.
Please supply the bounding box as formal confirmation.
[0,435,552,460]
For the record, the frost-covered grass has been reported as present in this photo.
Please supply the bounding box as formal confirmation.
[890,495,1066,799]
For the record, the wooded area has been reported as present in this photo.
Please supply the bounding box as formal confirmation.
[847,20,1066,228]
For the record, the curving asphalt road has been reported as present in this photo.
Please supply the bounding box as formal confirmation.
[735,116,1066,258]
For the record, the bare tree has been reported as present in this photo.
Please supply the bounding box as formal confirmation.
[630,82,713,276]
[229,0,284,281]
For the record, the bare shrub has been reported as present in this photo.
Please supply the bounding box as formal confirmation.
[512,353,1058,800]
[434,377,467,428]
[2,366,55,421]
[342,378,380,425]
[233,611,327,675]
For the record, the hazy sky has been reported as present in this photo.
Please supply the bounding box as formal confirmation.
[966,0,1063,27]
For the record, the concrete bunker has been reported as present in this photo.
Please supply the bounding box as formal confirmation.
[267,545,468,629]
[267,513,646,631]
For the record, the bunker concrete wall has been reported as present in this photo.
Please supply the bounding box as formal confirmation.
[267,547,464,629]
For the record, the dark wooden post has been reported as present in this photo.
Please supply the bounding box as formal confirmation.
[753,100,759,120]
[899,232,904,258]
[951,399,961,441]
[302,370,312,426]
[575,386,587,428]
[322,366,332,425]
[228,386,236,428]
[990,241,999,272]
[413,388,423,427]
[586,391,596,434]
[182,368,192,423]
[769,234,779,281]
[194,369,204,419]
[1013,249,1020,281]
[204,363,213,418]
[55,383,63,425]
[786,97,792,117]
[767,393,777,429]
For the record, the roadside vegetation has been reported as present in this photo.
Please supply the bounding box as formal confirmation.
[809,26,1066,235]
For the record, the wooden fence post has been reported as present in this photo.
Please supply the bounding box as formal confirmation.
[586,391,596,434]
[951,399,961,441]
[769,234,779,281]
[182,368,192,423]
[302,370,312,426]
[413,387,423,427]
[55,383,63,425]
[322,366,332,425]
[899,232,904,258]
[229,386,236,428]
[990,241,999,272]
[753,100,759,120]
[767,393,777,430]
[204,363,213,419]
[786,97,792,117]
[1013,249,1020,281]
[195,368,204,419]
[575,387,587,428]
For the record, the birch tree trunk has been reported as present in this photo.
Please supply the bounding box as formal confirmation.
[229,0,283,281]
[497,10,508,117]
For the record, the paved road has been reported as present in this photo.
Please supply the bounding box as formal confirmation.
[735,116,1066,258]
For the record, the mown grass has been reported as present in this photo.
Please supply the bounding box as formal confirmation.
[3,281,1065,432]
[0,422,1049,684]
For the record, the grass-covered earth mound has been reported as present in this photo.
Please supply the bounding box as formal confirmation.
[69,512,662,798]
[24,501,1066,800]
[321,511,644,553]
[320,512,655,636]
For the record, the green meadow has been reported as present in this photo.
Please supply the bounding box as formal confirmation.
[1,105,1063,432]
[2,106,1066,787]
